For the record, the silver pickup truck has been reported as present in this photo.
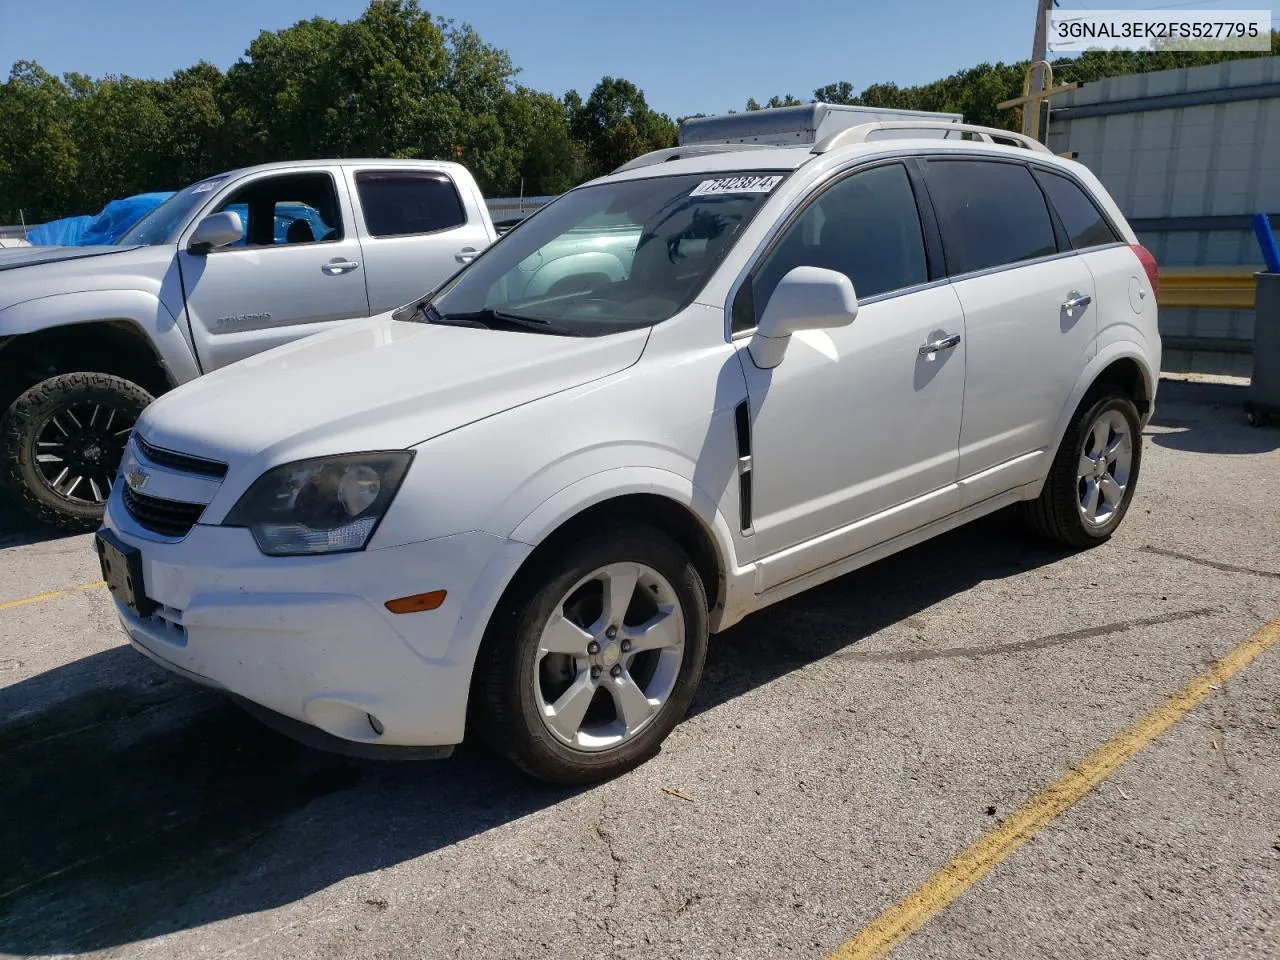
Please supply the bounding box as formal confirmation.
[0,158,499,529]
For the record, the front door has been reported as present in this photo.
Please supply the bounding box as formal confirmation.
[735,161,967,591]
[177,169,370,371]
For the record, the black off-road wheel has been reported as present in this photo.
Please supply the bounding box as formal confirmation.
[471,525,709,785]
[0,372,153,531]
[1022,392,1143,548]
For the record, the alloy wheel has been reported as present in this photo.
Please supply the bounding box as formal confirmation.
[32,401,136,505]
[1076,408,1133,527]
[533,561,686,752]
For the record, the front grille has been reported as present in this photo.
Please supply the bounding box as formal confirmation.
[136,436,228,478]
[123,486,206,538]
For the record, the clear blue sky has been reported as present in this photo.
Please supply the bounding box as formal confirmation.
[1,0,1275,118]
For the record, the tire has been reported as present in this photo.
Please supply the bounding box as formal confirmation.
[471,525,709,785]
[1022,392,1143,548]
[0,372,153,531]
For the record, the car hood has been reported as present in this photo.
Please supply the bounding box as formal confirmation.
[137,313,651,473]
[0,244,142,271]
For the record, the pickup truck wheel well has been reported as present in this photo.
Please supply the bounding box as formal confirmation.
[0,321,173,414]
[508,494,724,620]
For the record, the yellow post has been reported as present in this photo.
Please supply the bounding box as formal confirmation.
[997,61,1079,144]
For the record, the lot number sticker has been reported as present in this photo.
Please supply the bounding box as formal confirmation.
[689,175,784,197]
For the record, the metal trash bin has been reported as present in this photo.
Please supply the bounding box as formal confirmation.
[1246,272,1280,427]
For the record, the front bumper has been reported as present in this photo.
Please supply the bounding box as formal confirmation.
[102,485,532,749]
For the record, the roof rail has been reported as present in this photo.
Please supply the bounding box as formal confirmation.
[812,120,1052,155]
[612,143,780,174]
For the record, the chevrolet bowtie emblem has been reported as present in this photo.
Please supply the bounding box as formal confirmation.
[125,466,149,491]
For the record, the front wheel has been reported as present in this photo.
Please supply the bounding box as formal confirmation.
[472,526,709,784]
[0,372,153,531]
[1022,393,1143,548]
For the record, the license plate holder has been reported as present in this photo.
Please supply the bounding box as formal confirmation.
[95,529,156,618]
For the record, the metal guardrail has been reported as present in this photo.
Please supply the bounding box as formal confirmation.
[1157,266,1257,310]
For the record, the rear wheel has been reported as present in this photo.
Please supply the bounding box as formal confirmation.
[472,526,709,784]
[0,372,152,530]
[1022,393,1143,548]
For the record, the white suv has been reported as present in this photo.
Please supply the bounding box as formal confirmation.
[97,122,1161,784]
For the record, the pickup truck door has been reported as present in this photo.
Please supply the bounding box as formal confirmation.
[341,165,496,313]
[175,168,371,372]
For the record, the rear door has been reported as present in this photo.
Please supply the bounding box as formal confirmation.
[922,156,1098,507]
[345,167,495,313]
[176,169,370,371]
[1032,165,1139,350]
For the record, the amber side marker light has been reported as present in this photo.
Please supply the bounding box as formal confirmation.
[385,590,447,614]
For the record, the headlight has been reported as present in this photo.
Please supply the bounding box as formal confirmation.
[223,452,413,556]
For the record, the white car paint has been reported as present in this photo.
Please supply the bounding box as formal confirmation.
[99,133,1161,759]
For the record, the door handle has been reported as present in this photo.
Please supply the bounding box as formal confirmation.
[455,247,478,264]
[1062,291,1092,312]
[322,259,360,275]
[918,333,962,356]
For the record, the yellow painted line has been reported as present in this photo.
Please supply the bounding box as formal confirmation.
[829,615,1280,960]
[0,581,105,612]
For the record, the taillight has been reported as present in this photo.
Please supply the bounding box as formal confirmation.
[1130,243,1159,299]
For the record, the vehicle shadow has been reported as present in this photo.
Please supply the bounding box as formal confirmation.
[0,501,73,549]
[1146,377,1280,455]
[0,511,1071,956]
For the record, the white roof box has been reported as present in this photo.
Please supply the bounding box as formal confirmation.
[679,102,965,147]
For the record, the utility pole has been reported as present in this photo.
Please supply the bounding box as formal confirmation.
[1027,0,1056,134]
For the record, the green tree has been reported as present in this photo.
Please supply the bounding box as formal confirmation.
[813,81,855,104]
[499,87,582,195]
[746,94,802,110]
[0,62,79,223]
[570,76,677,177]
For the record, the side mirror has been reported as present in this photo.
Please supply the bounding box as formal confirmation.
[748,266,859,369]
[188,211,243,253]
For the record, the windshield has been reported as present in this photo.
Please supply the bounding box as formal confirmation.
[423,170,788,336]
[116,176,228,245]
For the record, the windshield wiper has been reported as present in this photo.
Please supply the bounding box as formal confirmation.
[429,308,580,337]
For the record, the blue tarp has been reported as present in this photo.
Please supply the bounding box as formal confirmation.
[27,192,174,246]
[28,192,337,247]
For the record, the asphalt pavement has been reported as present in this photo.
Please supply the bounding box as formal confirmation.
[1,375,1277,960]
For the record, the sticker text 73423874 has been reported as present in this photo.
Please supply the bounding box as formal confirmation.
[689,175,784,197]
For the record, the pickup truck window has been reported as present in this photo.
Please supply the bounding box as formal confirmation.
[426,170,786,336]
[355,171,467,238]
[116,177,228,246]
[212,173,343,248]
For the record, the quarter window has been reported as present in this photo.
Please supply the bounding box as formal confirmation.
[926,160,1057,275]
[355,171,467,238]
[1036,170,1121,250]
[740,163,929,333]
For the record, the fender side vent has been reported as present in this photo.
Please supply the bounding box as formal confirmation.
[734,400,753,534]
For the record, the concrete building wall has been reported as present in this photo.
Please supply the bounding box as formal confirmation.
[1047,56,1280,375]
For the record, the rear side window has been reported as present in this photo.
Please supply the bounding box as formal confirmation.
[355,171,467,238]
[926,160,1057,275]
[1036,170,1121,250]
